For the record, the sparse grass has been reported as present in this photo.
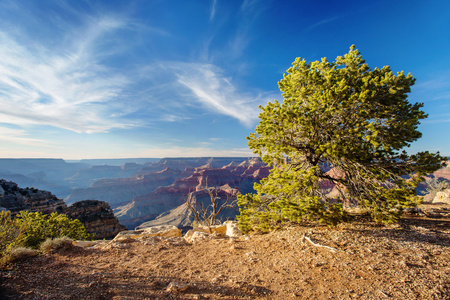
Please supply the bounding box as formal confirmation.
[40,236,74,253]
[0,247,38,267]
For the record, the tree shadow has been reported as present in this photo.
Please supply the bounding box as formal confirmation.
[344,217,450,248]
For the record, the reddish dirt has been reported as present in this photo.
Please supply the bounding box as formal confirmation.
[1,204,449,300]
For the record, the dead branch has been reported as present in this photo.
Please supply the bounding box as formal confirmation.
[301,234,339,253]
[185,178,237,227]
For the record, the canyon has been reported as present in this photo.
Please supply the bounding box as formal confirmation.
[0,157,449,232]
[66,157,270,229]
[0,157,271,230]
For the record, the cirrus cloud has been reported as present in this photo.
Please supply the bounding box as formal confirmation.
[0,16,134,133]
[168,62,274,127]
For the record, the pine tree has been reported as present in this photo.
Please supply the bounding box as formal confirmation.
[238,46,446,233]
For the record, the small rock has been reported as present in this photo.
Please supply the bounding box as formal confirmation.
[166,281,189,293]
[184,230,210,243]
[224,221,242,237]
[433,189,450,204]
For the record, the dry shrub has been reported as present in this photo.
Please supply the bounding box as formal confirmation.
[0,247,38,267]
[40,236,74,253]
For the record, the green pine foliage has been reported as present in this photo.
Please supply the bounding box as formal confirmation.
[238,46,446,233]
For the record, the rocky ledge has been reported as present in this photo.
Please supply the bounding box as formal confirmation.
[0,179,126,239]
[64,200,127,239]
[0,179,67,215]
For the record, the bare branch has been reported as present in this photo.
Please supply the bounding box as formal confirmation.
[301,234,340,253]
[185,177,238,227]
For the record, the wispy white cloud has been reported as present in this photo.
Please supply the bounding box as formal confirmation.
[0,126,50,146]
[168,62,274,127]
[414,74,450,102]
[160,114,191,122]
[0,0,275,158]
[304,4,378,33]
[0,13,136,133]
[210,0,217,22]
[240,0,264,12]
[227,0,270,59]
[199,141,212,146]
[422,115,450,124]
[305,16,343,32]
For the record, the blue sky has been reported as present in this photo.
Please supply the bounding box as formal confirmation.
[0,0,449,159]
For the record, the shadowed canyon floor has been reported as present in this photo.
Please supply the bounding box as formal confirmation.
[1,204,449,300]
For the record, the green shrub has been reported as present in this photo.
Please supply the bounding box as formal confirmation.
[0,211,24,258]
[0,210,94,265]
[15,211,94,249]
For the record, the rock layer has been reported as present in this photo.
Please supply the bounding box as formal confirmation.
[0,179,67,216]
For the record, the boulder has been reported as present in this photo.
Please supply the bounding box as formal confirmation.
[433,189,450,204]
[183,222,241,242]
[184,230,210,243]
[193,225,227,235]
[73,240,107,248]
[113,225,181,241]
[142,225,182,237]
[225,221,242,237]
[166,281,190,293]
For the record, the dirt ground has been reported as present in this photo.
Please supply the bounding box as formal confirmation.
[1,203,449,300]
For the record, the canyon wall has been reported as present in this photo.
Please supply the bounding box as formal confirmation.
[0,180,125,239]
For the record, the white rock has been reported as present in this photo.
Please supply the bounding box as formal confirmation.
[184,230,210,243]
[166,281,189,292]
[113,225,181,241]
[73,240,106,248]
[193,225,227,235]
[142,225,182,237]
[211,225,227,235]
[224,221,242,237]
[433,189,450,204]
